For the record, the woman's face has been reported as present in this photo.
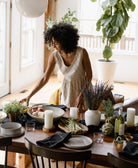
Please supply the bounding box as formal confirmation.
[52,38,61,52]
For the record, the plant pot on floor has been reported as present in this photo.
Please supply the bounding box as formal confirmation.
[96,59,117,86]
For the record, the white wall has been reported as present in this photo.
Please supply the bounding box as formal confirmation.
[89,51,138,83]
[55,0,138,83]
[56,0,80,21]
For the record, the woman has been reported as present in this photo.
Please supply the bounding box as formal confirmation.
[21,23,93,111]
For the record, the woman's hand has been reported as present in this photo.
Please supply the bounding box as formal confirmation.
[75,93,85,113]
[20,96,30,106]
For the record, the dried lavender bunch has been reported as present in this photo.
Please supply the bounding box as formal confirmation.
[82,81,112,110]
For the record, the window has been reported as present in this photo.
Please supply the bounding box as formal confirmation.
[79,0,138,54]
[0,2,6,84]
[21,17,36,67]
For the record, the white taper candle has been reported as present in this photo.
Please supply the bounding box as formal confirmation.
[127,108,136,127]
[70,107,78,119]
[44,110,53,129]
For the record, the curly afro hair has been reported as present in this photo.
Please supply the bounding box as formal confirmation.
[44,23,79,54]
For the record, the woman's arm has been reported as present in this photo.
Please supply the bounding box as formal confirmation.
[21,53,56,105]
[76,48,93,112]
[82,48,93,82]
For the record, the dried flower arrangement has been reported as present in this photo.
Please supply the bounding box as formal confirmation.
[82,81,113,110]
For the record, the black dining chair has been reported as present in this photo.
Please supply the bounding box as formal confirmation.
[24,137,91,168]
[0,137,16,168]
[107,153,138,168]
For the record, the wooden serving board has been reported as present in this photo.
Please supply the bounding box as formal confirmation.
[58,122,88,135]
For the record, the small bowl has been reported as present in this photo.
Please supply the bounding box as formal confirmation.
[0,111,7,123]
[1,122,22,135]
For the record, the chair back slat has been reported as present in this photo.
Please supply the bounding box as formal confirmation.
[25,137,91,168]
[73,161,75,168]
[29,151,36,168]
[41,156,44,168]
[83,161,87,168]
[35,155,39,168]
[107,153,138,168]
[64,161,66,168]
[5,146,8,167]
[56,160,58,168]
[48,158,51,168]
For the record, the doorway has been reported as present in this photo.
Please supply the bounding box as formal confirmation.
[0,0,45,97]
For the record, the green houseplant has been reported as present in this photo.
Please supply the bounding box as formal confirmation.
[4,100,26,122]
[102,98,114,118]
[46,8,78,30]
[91,0,136,61]
[90,0,136,85]
[102,98,116,126]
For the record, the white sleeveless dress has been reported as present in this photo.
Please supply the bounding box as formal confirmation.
[53,46,85,107]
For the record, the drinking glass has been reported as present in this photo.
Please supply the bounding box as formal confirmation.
[25,121,35,132]
[93,132,104,143]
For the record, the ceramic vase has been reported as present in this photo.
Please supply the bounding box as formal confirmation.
[85,109,101,126]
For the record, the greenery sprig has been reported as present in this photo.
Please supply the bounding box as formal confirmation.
[4,100,26,114]
[46,8,78,30]
[102,98,114,117]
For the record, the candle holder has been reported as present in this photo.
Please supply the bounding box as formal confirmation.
[43,125,55,133]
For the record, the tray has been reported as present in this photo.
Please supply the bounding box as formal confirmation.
[58,119,88,135]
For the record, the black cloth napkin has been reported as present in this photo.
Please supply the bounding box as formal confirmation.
[119,141,138,159]
[132,126,138,142]
[36,132,71,148]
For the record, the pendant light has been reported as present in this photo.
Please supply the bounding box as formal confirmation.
[15,0,48,18]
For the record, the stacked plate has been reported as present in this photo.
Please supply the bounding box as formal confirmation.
[0,111,7,122]
[0,122,25,137]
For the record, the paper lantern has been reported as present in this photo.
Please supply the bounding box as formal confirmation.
[15,0,48,18]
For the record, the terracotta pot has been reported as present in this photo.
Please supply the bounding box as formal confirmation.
[8,113,19,122]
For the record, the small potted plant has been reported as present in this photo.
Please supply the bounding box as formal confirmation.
[91,0,136,85]
[82,81,112,126]
[4,100,26,122]
[102,98,116,125]
[102,98,114,118]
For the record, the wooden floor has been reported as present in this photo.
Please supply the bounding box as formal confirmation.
[0,75,138,109]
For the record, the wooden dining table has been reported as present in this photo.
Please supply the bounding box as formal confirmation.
[1,111,138,167]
